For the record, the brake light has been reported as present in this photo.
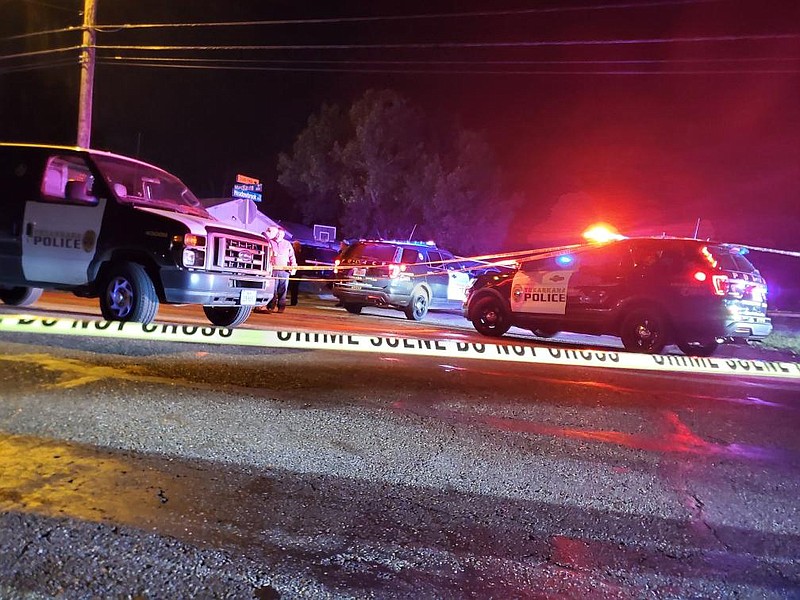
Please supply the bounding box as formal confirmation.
[388,263,407,279]
[693,270,728,295]
[711,274,729,296]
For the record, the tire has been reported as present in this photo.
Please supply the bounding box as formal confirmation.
[471,295,511,337]
[0,286,43,306]
[677,339,719,357]
[203,305,252,328]
[404,288,430,321]
[619,307,669,354]
[99,262,159,324]
[343,303,363,315]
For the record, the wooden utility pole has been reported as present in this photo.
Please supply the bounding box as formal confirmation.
[76,0,97,148]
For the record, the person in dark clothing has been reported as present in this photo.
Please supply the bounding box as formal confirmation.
[288,239,303,306]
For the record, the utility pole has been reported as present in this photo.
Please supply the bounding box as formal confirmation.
[76,0,97,148]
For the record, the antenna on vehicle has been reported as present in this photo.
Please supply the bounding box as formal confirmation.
[407,224,417,241]
[693,218,701,239]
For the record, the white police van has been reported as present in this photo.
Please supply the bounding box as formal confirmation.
[0,143,274,327]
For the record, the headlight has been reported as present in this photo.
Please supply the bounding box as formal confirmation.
[182,248,203,267]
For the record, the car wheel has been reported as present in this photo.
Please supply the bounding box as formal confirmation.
[343,303,363,315]
[0,286,43,306]
[471,296,511,337]
[620,307,669,354]
[677,339,719,357]
[203,305,252,328]
[404,288,430,321]
[99,262,159,324]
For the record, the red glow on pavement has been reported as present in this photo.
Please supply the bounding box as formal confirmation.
[391,402,787,462]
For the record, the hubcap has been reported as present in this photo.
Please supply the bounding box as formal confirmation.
[107,277,133,318]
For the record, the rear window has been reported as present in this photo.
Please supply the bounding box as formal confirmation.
[708,247,758,273]
[342,243,398,263]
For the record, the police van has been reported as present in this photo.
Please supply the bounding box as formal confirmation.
[464,237,773,356]
[0,143,274,327]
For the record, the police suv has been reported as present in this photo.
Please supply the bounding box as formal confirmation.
[332,239,488,321]
[464,237,772,356]
[0,143,274,327]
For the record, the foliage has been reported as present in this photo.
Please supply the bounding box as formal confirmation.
[277,89,517,255]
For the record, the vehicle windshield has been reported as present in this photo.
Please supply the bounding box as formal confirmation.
[92,154,211,219]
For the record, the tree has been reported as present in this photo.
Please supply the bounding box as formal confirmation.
[277,89,517,255]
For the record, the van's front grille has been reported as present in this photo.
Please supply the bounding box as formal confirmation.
[208,234,269,274]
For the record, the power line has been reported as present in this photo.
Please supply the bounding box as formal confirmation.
[0,56,76,74]
[92,33,800,53]
[94,55,800,66]
[0,45,81,62]
[0,0,724,43]
[92,0,724,31]
[96,59,800,76]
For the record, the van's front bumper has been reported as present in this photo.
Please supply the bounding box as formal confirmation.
[160,268,275,306]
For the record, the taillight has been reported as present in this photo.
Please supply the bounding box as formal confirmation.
[711,274,729,296]
[693,270,728,296]
[388,263,407,279]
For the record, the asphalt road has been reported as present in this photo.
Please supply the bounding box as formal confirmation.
[0,293,798,599]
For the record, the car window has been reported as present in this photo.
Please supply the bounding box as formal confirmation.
[427,250,444,269]
[343,243,398,263]
[40,155,98,205]
[709,247,758,273]
[629,242,682,275]
[400,248,421,264]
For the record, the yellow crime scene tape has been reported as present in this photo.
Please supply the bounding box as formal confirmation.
[0,313,798,381]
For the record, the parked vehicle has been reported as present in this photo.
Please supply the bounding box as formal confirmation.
[331,239,489,321]
[0,143,274,327]
[464,237,773,356]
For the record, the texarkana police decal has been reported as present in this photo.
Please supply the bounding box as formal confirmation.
[31,227,83,250]
[511,270,574,314]
[82,230,96,252]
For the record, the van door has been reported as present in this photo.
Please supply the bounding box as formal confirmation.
[21,154,106,285]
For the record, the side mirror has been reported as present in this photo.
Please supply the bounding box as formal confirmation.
[65,179,96,204]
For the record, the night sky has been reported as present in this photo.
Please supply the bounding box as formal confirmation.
[2,0,798,295]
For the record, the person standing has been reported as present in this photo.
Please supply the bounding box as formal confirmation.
[288,238,303,306]
[266,226,296,313]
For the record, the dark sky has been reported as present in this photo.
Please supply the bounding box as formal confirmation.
[1,0,798,257]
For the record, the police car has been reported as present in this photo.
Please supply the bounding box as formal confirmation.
[0,143,274,327]
[331,240,494,321]
[464,237,773,356]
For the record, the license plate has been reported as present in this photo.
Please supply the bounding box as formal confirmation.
[352,267,366,277]
[240,289,257,305]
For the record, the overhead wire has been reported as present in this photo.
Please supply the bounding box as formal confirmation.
[0,0,724,43]
[96,59,800,76]
[0,56,77,74]
[92,33,800,53]
[92,0,724,31]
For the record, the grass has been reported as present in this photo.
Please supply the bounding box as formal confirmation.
[760,331,800,354]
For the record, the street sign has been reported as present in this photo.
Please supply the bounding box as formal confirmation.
[232,188,262,202]
[232,179,262,202]
[233,183,262,193]
[236,174,259,185]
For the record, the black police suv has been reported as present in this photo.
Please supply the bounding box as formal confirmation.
[331,239,489,321]
[464,237,772,356]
